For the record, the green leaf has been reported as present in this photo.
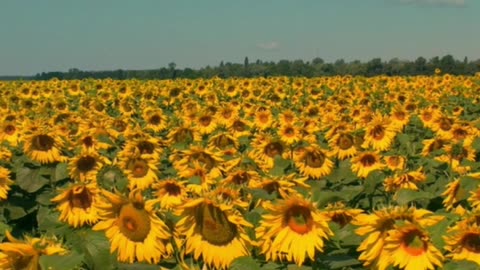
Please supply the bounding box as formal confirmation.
[269,156,291,176]
[230,256,261,270]
[39,250,84,270]
[395,189,434,205]
[54,162,69,182]
[443,260,479,270]
[82,231,117,270]
[37,206,69,234]
[189,175,202,185]
[317,254,361,269]
[16,167,50,193]
[5,205,27,220]
[0,221,11,240]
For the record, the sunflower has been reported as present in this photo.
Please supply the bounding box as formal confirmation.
[435,143,476,174]
[152,179,188,210]
[216,103,239,127]
[293,144,334,179]
[0,166,13,201]
[431,115,456,139]
[93,189,172,263]
[178,160,217,195]
[361,114,397,151]
[278,110,298,126]
[175,194,253,270]
[142,108,168,133]
[249,133,290,172]
[222,167,260,188]
[389,104,411,131]
[254,109,274,131]
[384,155,406,171]
[119,154,159,191]
[384,167,427,193]
[51,182,101,228]
[120,133,163,161]
[256,192,333,266]
[328,132,358,160]
[351,151,385,178]
[384,223,443,270]
[23,127,67,164]
[167,124,202,147]
[195,110,218,135]
[208,132,239,157]
[227,117,251,138]
[0,120,20,146]
[278,124,302,145]
[352,206,444,270]
[73,131,112,153]
[419,106,441,129]
[450,123,477,145]
[171,145,224,180]
[69,150,109,182]
[421,137,447,157]
[444,216,480,265]
[324,201,363,228]
[0,231,67,270]
[442,178,462,211]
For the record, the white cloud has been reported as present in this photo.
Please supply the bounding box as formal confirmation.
[393,0,465,6]
[256,41,279,50]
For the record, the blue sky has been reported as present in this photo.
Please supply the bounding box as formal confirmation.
[0,0,478,75]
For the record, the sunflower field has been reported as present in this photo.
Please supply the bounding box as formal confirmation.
[1,74,480,270]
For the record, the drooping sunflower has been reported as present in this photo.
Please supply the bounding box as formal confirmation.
[435,143,476,174]
[384,167,427,193]
[227,117,252,138]
[293,144,334,179]
[93,189,172,263]
[120,133,163,161]
[256,192,333,266]
[23,126,67,164]
[0,166,13,201]
[51,182,101,228]
[152,179,188,210]
[351,151,385,178]
[175,194,253,270]
[384,223,443,270]
[208,132,239,157]
[0,231,67,270]
[442,178,462,211]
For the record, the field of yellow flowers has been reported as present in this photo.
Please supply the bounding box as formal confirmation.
[1,74,480,270]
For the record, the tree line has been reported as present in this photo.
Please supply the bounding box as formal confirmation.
[23,55,480,81]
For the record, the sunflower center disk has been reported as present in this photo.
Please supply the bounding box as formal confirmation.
[337,134,354,150]
[403,231,426,256]
[371,125,385,140]
[33,134,55,151]
[137,141,155,154]
[285,205,313,234]
[360,155,376,167]
[77,156,96,172]
[264,142,284,158]
[463,233,480,253]
[232,172,249,185]
[165,182,182,196]
[118,204,151,242]
[128,159,149,178]
[5,125,16,135]
[198,204,237,246]
[304,151,325,168]
[149,115,161,125]
[69,186,93,209]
